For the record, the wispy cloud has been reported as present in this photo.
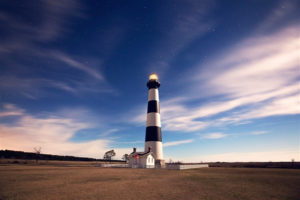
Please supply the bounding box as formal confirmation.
[36,0,85,41]
[0,0,84,53]
[0,0,118,98]
[194,28,299,97]
[132,24,299,133]
[164,139,194,147]
[0,74,115,99]
[153,25,300,132]
[200,132,227,139]
[0,104,128,158]
[146,0,215,77]
[0,104,24,117]
[255,0,298,33]
[51,51,104,80]
[100,128,119,137]
[251,131,268,135]
[0,76,73,96]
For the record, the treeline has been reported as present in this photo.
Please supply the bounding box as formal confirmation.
[208,162,300,169]
[0,150,124,162]
[166,161,300,169]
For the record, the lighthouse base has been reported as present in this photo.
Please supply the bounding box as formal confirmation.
[155,159,165,168]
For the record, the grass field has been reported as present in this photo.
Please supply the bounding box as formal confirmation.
[0,164,299,200]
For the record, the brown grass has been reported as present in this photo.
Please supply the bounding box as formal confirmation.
[0,164,299,200]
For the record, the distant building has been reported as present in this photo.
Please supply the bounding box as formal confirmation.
[128,147,155,168]
[128,73,165,168]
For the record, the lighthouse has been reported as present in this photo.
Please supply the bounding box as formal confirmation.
[128,73,164,168]
[145,73,164,167]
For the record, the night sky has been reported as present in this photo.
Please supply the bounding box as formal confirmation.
[0,0,299,161]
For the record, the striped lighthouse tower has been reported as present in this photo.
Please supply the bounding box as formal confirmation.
[145,73,164,167]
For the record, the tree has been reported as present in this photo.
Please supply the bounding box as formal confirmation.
[103,150,116,160]
[291,158,295,168]
[122,154,129,162]
[33,146,42,164]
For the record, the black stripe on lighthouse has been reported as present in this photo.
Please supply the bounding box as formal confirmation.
[145,126,162,141]
[147,100,160,113]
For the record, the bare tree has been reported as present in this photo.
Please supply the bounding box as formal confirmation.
[291,158,295,168]
[103,150,116,160]
[34,146,41,164]
[122,154,129,162]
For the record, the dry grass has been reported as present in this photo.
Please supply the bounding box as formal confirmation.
[0,164,299,200]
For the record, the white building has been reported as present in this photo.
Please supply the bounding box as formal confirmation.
[128,148,155,168]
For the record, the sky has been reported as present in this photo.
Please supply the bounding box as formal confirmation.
[0,0,299,162]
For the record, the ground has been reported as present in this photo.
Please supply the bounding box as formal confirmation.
[0,163,299,200]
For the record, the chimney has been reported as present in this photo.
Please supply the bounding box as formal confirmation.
[133,147,136,153]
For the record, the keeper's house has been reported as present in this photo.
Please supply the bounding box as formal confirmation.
[128,148,155,168]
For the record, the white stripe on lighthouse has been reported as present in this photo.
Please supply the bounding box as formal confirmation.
[146,113,161,127]
[145,141,163,160]
[148,88,159,101]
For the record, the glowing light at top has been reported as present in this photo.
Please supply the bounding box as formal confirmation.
[149,73,158,80]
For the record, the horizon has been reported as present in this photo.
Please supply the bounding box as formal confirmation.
[2,149,299,163]
[0,0,299,162]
